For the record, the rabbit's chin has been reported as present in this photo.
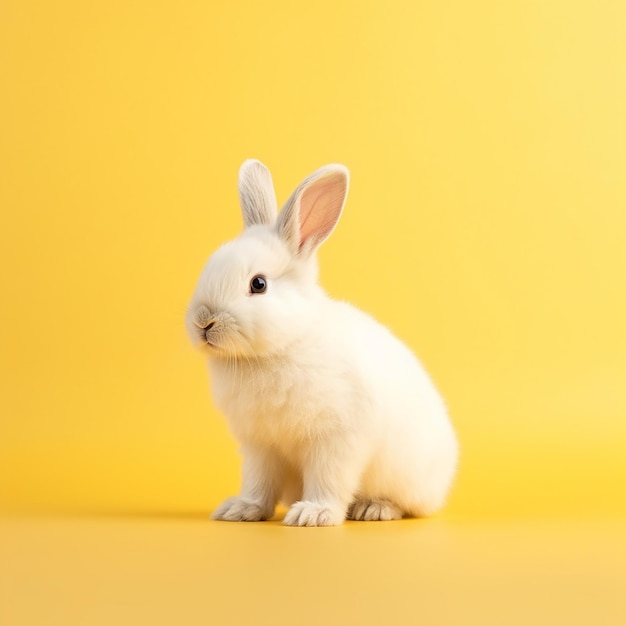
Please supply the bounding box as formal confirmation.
[199,337,264,361]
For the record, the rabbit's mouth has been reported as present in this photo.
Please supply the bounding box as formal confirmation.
[202,331,227,353]
[203,326,214,345]
[201,331,217,349]
[203,326,222,350]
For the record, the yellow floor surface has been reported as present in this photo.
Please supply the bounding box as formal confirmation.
[2,514,624,626]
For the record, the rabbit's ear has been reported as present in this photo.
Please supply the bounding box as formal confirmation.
[238,159,278,227]
[277,165,349,256]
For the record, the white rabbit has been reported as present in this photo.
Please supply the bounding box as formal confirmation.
[186,160,458,526]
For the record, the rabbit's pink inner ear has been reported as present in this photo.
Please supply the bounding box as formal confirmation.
[298,172,347,251]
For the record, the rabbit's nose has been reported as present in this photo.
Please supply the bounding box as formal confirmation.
[204,323,216,343]
[194,305,214,329]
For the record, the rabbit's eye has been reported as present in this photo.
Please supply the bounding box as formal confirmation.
[250,275,267,294]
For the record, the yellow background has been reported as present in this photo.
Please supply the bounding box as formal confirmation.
[1,1,624,625]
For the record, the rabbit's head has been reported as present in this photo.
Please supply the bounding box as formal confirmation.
[186,160,349,359]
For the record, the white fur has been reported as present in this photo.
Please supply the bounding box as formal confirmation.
[186,159,458,526]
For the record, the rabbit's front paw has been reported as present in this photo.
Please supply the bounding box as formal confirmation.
[283,501,344,527]
[347,499,403,521]
[211,497,272,522]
